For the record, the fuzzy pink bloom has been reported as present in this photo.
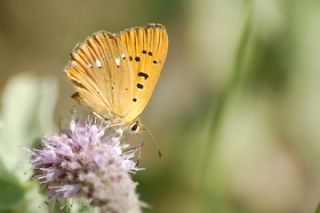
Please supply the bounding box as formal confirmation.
[31,117,142,213]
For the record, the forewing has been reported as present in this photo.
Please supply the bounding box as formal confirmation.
[118,23,168,121]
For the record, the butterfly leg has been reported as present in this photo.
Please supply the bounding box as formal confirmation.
[92,112,106,121]
[136,140,144,167]
[122,140,144,166]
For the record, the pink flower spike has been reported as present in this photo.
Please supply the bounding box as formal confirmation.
[30,115,143,213]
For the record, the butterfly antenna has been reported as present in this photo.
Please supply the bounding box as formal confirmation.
[143,124,162,158]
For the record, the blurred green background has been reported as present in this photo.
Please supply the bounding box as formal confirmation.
[0,0,320,212]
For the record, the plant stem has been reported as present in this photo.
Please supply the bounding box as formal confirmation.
[200,1,254,211]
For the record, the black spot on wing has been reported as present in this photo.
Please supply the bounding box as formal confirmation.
[141,50,152,56]
[138,72,149,80]
[137,83,144,89]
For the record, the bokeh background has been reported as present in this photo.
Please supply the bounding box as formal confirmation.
[0,0,320,212]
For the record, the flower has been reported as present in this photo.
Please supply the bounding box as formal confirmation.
[31,116,142,213]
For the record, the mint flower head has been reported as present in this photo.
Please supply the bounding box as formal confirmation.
[31,116,142,213]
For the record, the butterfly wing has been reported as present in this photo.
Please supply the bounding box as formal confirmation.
[118,23,168,122]
[65,24,168,122]
[65,31,133,119]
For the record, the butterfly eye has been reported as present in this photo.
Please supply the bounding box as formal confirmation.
[130,121,140,132]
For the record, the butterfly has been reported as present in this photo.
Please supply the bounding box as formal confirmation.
[64,23,168,133]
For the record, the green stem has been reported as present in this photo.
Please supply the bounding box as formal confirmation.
[200,1,254,211]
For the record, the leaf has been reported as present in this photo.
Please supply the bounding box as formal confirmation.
[0,73,58,181]
[0,178,25,209]
[20,183,48,213]
[0,73,58,212]
[0,163,26,210]
[51,198,99,213]
[69,199,99,213]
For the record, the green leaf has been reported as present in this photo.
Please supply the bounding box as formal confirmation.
[15,182,47,213]
[0,178,25,209]
[0,73,58,212]
[0,73,58,181]
[0,163,26,210]
[50,198,99,213]
[70,199,99,213]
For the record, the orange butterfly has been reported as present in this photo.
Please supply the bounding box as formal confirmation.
[64,23,168,133]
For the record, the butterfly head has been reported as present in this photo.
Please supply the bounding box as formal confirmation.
[129,120,141,134]
[112,119,142,139]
